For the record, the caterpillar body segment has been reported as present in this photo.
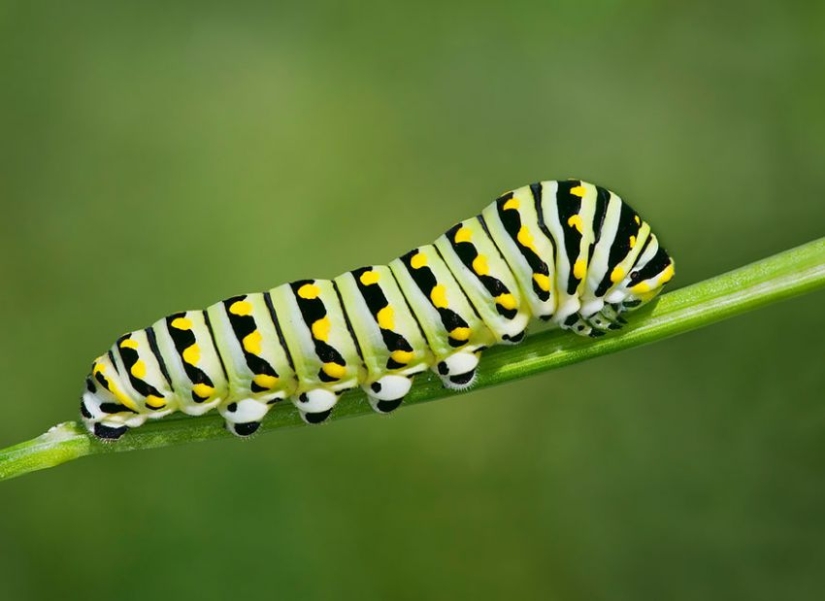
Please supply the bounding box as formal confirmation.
[80,179,675,440]
[333,266,430,412]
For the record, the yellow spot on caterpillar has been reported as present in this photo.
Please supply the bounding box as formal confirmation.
[495,293,518,311]
[610,266,626,284]
[573,259,587,280]
[517,226,538,253]
[171,317,193,330]
[376,306,395,330]
[322,362,346,379]
[430,284,448,308]
[502,198,520,210]
[297,283,321,300]
[253,374,279,390]
[311,317,331,342]
[472,255,489,276]
[533,273,551,292]
[570,185,587,198]
[131,360,147,379]
[120,338,139,350]
[632,281,652,293]
[567,214,584,234]
[93,362,104,375]
[660,263,676,283]
[449,327,471,341]
[629,235,636,248]
[182,344,200,366]
[634,215,641,225]
[111,387,138,411]
[390,350,414,364]
[454,226,472,243]
[359,270,380,286]
[410,252,427,269]
[94,365,139,411]
[229,300,253,316]
[145,395,166,409]
[243,331,263,355]
[192,383,214,399]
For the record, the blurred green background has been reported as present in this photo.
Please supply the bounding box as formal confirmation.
[2,1,824,599]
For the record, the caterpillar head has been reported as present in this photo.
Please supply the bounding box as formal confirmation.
[606,239,675,309]
[626,253,675,307]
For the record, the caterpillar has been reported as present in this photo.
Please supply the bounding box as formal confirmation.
[80,179,675,440]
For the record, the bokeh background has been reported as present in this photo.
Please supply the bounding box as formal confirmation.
[2,1,824,599]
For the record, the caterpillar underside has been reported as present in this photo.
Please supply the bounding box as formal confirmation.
[81,179,675,440]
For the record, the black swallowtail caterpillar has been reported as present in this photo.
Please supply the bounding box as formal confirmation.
[81,179,675,440]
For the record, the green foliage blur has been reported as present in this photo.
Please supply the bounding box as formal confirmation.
[1,1,824,599]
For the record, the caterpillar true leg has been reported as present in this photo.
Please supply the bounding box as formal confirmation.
[80,180,674,440]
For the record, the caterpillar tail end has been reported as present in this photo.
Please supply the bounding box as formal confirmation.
[92,422,130,441]
[80,390,141,442]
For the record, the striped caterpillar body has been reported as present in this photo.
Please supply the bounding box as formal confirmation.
[81,180,675,440]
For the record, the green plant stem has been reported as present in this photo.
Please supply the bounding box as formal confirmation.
[2,237,825,482]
